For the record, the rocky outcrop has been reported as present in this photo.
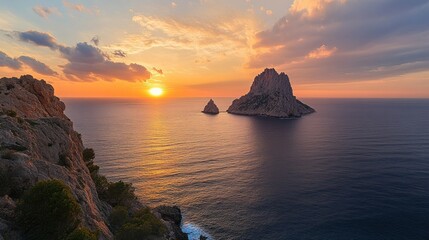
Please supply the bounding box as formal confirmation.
[0,75,112,238]
[154,206,188,240]
[227,68,315,118]
[202,99,219,114]
[0,75,187,240]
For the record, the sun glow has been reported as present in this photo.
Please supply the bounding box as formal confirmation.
[149,87,164,97]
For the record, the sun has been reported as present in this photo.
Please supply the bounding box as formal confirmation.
[148,87,164,97]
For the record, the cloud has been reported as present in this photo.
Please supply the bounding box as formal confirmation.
[17,56,57,76]
[32,6,60,18]
[114,14,256,58]
[289,0,346,18]
[0,51,22,70]
[171,2,177,8]
[0,51,57,76]
[248,0,429,83]
[59,42,150,82]
[112,50,126,58]
[63,0,88,12]
[15,30,151,82]
[18,31,59,49]
[91,36,99,46]
[152,67,163,75]
[307,45,337,59]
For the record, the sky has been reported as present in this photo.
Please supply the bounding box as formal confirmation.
[0,0,429,98]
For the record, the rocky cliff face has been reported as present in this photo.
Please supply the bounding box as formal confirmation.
[227,68,315,118]
[202,99,219,114]
[0,75,112,238]
[0,75,188,240]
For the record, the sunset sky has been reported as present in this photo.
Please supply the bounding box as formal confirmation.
[1,0,428,98]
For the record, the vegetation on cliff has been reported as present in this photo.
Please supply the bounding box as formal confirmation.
[0,75,187,240]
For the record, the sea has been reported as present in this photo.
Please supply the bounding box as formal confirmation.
[64,98,429,240]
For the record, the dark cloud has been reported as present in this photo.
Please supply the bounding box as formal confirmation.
[17,56,57,76]
[59,42,150,82]
[249,0,429,83]
[152,67,163,75]
[14,30,151,82]
[0,51,57,76]
[112,50,127,58]
[0,51,22,69]
[91,36,99,46]
[18,31,59,50]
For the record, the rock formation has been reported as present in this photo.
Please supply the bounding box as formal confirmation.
[0,75,187,240]
[227,68,315,118]
[202,99,219,114]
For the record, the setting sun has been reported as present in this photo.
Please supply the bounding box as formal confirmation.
[149,87,164,97]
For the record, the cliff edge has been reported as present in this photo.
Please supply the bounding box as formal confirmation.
[0,75,187,240]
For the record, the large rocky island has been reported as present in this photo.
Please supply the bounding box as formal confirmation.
[227,68,315,118]
[0,75,189,240]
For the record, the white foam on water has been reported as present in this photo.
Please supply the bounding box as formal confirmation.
[182,222,213,240]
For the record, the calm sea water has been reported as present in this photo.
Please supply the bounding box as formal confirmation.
[64,98,429,240]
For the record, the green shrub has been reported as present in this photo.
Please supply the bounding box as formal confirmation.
[92,173,109,197]
[87,162,100,174]
[66,227,97,240]
[59,153,72,168]
[82,148,95,163]
[104,181,136,207]
[115,208,166,240]
[4,109,17,117]
[16,179,81,240]
[109,206,130,232]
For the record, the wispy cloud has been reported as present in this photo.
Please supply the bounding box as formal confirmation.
[111,14,257,60]
[248,0,429,83]
[307,45,337,59]
[112,50,126,58]
[63,0,90,13]
[32,6,60,18]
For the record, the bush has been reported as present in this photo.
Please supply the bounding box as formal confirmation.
[16,179,81,240]
[59,153,72,168]
[82,148,95,163]
[66,227,97,240]
[92,173,109,197]
[115,208,166,240]
[109,206,130,232]
[4,109,17,117]
[104,181,137,207]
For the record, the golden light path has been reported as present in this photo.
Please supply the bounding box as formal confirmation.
[149,87,164,97]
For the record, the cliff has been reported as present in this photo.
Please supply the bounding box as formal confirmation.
[227,68,315,118]
[0,75,187,240]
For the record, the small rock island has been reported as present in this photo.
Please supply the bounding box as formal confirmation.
[202,99,219,114]
[227,68,315,118]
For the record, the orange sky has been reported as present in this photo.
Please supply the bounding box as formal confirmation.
[1,0,428,98]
